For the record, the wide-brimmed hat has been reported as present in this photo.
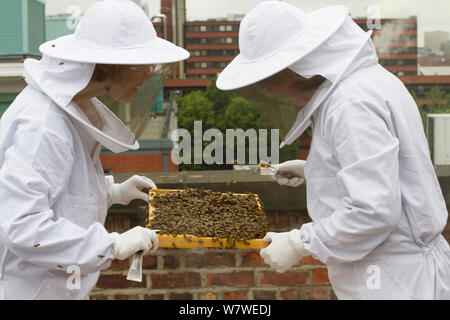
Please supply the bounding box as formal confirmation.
[40,0,189,65]
[216,1,349,91]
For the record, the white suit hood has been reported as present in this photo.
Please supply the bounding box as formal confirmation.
[285,17,450,299]
[281,16,378,148]
[23,55,139,153]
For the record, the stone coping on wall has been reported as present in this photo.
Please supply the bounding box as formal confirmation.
[108,165,450,218]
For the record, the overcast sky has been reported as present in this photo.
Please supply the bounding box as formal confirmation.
[43,0,450,46]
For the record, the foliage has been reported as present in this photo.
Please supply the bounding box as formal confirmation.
[409,85,450,134]
[175,76,298,170]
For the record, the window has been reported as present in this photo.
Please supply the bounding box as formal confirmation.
[226,25,232,31]
[200,25,206,32]
[226,37,233,44]
[219,25,225,32]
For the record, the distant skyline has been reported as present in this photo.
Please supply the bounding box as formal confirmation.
[43,0,450,47]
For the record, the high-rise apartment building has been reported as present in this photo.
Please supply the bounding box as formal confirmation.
[183,16,418,79]
[425,31,450,55]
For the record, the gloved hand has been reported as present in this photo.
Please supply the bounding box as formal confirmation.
[271,160,306,187]
[109,226,159,260]
[259,229,309,273]
[110,175,157,205]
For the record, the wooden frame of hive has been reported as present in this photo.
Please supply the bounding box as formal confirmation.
[146,189,269,249]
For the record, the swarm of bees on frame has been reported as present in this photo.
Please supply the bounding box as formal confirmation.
[148,188,269,247]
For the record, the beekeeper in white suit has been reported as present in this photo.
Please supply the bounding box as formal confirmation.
[217,2,450,299]
[0,0,188,299]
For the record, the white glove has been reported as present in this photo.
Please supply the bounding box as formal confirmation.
[271,160,306,187]
[109,226,159,260]
[259,229,309,273]
[110,175,157,205]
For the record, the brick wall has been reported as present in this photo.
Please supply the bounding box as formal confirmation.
[88,170,450,300]
[100,154,178,173]
[296,131,312,160]
[89,209,336,300]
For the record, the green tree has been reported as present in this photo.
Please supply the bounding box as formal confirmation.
[410,85,450,134]
[175,76,306,171]
[205,77,233,130]
[176,90,215,131]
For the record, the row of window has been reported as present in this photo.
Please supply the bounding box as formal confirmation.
[377,46,418,55]
[186,61,230,69]
[186,37,238,45]
[185,45,415,56]
[357,22,417,31]
[184,72,421,81]
[373,34,418,44]
[394,71,418,76]
[185,61,416,71]
[185,38,415,48]
[184,22,415,33]
[379,59,418,66]
[185,24,239,33]
[186,74,212,79]
[190,49,239,57]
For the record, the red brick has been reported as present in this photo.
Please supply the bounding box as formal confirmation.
[151,273,167,289]
[304,288,328,300]
[224,291,248,300]
[266,211,310,231]
[89,294,108,300]
[143,255,157,269]
[253,290,277,300]
[144,294,165,300]
[260,270,309,286]
[185,253,204,268]
[199,292,218,300]
[240,251,264,267]
[184,272,202,287]
[281,289,302,300]
[109,259,129,271]
[96,274,146,289]
[300,255,322,265]
[100,154,178,173]
[204,252,236,267]
[114,294,139,300]
[329,289,338,300]
[206,271,254,287]
[169,292,193,300]
[151,272,201,289]
[163,255,180,269]
[313,268,329,284]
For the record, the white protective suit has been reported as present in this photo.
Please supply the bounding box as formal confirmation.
[0,55,138,299]
[283,16,450,299]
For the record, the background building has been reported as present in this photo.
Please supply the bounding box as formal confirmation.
[184,20,239,79]
[0,0,178,173]
[0,0,45,116]
[425,31,450,55]
[2,0,450,169]
[354,16,418,77]
[182,16,418,79]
